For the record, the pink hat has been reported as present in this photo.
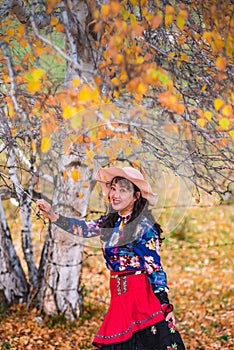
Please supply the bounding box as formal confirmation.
[95,166,158,206]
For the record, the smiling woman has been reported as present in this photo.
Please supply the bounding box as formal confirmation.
[108,177,140,215]
[36,166,186,350]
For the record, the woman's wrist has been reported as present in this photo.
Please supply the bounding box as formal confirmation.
[50,212,59,222]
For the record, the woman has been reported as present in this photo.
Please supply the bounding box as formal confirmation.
[36,166,186,350]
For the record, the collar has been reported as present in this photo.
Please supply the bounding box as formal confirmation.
[118,212,132,224]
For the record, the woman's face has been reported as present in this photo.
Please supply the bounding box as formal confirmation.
[108,178,139,215]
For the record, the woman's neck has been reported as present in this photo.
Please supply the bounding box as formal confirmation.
[118,211,132,217]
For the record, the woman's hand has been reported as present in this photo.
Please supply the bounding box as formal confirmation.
[36,199,59,222]
[165,311,176,327]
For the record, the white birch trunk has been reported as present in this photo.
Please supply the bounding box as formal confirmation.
[0,116,39,290]
[0,197,28,308]
[36,147,94,320]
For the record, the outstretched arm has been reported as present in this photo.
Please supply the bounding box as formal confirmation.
[36,199,102,237]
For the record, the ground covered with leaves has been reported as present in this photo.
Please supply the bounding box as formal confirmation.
[0,204,233,349]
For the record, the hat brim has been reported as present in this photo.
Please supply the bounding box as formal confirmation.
[96,167,158,206]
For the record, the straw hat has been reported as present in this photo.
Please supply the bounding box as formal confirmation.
[95,166,158,206]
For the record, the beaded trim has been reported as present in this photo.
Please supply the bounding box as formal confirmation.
[95,310,163,339]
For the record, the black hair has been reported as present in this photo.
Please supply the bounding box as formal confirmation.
[100,176,163,246]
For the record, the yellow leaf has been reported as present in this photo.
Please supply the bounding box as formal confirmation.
[203,31,212,43]
[28,80,41,93]
[214,98,224,111]
[181,53,188,61]
[165,13,173,27]
[102,4,109,20]
[31,68,45,80]
[7,101,14,117]
[200,84,207,92]
[72,78,81,87]
[31,140,37,152]
[111,77,120,85]
[113,90,119,98]
[21,39,28,48]
[130,14,137,25]
[63,105,78,119]
[215,57,226,71]
[41,137,51,153]
[177,10,188,30]
[78,85,92,101]
[115,54,124,65]
[219,118,230,130]
[86,150,95,158]
[6,28,14,37]
[214,36,224,51]
[197,118,206,128]
[229,130,234,140]
[204,111,212,121]
[137,82,147,94]
[136,56,144,64]
[124,147,132,156]
[132,137,140,144]
[17,24,26,35]
[71,169,80,182]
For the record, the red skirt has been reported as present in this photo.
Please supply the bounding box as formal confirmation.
[93,270,164,348]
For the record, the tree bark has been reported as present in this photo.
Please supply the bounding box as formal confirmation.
[0,114,39,290]
[36,141,95,320]
[0,197,28,309]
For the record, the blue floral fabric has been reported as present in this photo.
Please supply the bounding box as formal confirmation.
[64,214,168,293]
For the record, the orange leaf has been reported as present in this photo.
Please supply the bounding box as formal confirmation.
[222,105,232,117]
[71,169,80,182]
[63,169,67,181]
[50,16,59,26]
[56,23,64,32]
[152,15,163,29]
[215,57,226,71]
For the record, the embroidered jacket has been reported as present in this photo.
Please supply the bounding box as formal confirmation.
[55,214,168,293]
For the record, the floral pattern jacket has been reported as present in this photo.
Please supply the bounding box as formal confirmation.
[55,214,168,293]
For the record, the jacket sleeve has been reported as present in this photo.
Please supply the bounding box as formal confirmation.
[53,214,103,237]
[133,220,168,293]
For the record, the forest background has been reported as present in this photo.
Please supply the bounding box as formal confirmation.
[0,0,233,349]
